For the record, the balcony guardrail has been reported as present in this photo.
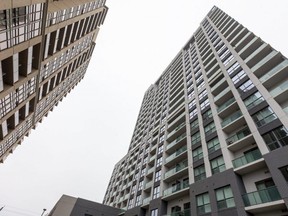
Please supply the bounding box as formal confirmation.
[269,80,288,97]
[226,126,251,145]
[165,146,187,163]
[144,181,153,189]
[217,97,235,113]
[254,113,277,127]
[165,160,188,179]
[167,122,186,139]
[242,186,281,206]
[259,59,288,83]
[142,197,151,205]
[214,87,229,101]
[221,110,242,127]
[232,148,262,168]
[166,133,186,150]
[163,181,189,196]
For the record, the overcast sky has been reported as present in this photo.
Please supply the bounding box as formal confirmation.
[0,0,288,215]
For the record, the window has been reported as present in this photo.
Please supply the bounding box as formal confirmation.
[158,145,164,154]
[138,180,143,190]
[200,98,210,110]
[238,80,255,93]
[262,126,288,151]
[143,156,148,164]
[135,195,141,206]
[189,108,197,119]
[155,170,161,182]
[159,135,165,142]
[231,69,246,84]
[252,106,277,127]
[189,99,196,109]
[207,137,220,153]
[244,91,265,109]
[227,62,240,75]
[196,193,211,214]
[280,166,288,182]
[194,165,206,182]
[202,109,212,121]
[140,169,146,177]
[190,119,199,130]
[197,80,205,90]
[204,122,216,136]
[210,156,226,174]
[131,184,136,194]
[199,89,207,101]
[153,186,160,199]
[151,209,158,216]
[193,147,203,161]
[223,54,234,66]
[215,186,235,210]
[191,132,201,146]
[156,157,163,167]
[188,89,195,99]
[128,199,134,209]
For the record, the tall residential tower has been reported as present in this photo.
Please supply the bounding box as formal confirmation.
[103,6,288,216]
[0,0,108,162]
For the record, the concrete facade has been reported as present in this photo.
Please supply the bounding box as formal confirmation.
[103,6,288,216]
[0,0,108,162]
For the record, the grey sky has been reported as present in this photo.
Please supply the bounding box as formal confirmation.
[0,0,287,215]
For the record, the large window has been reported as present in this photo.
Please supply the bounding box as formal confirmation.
[138,180,143,191]
[244,91,265,109]
[151,209,158,216]
[156,157,163,167]
[191,132,201,146]
[231,69,246,84]
[193,147,203,161]
[135,195,141,206]
[207,137,220,153]
[204,122,216,136]
[153,186,160,199]
[262,126,288,151]
[196,193,211,214]
[215,186,235,210]
[252,106,277,127]
[194,165,206,182]
[227,62,241,75]
[237,80,255,93]
[200,98,210,110]
[210,156,226,174]
[280,166,288,182]
[155,170,161,182]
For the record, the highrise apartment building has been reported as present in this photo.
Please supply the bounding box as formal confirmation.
[103,6,288,216]
[0,0,107,162]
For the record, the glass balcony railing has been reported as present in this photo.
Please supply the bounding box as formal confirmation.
[170,209,190,216]
[232,148,262,168]
[269,79,288,97]
[221,110,242,127]
[166,133,186,150]
[147,167,155,174]
[255,113,277,127]
[242,186,281,206]
[165,146,187,163]
[167,122,186,139]
[142,197,151,205]
[163,181,189,196]
[214,87,230,101]
[165,160,188,179]
[259,59,288,83]
[217,97,235,113]
[226,126,251,145]
[144,181,153,189]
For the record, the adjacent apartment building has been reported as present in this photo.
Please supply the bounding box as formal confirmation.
[103,6,288,216]
[0,0,108,162]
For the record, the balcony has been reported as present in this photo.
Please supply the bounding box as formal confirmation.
[226,126,251,145]
[269,79,288,104]
[163,182,190,201]
[232,149,264,174]
[217,97,236,113]
[243,186,281,207]
[142,197,151,207]
[144,181,153,190]
[259,59,288,83]
[166,133,186,153]
[164,160,188,182]
[167,122,186,141]
[221,110,242,128]
[165,146,187,166]
[213,87,230,103]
